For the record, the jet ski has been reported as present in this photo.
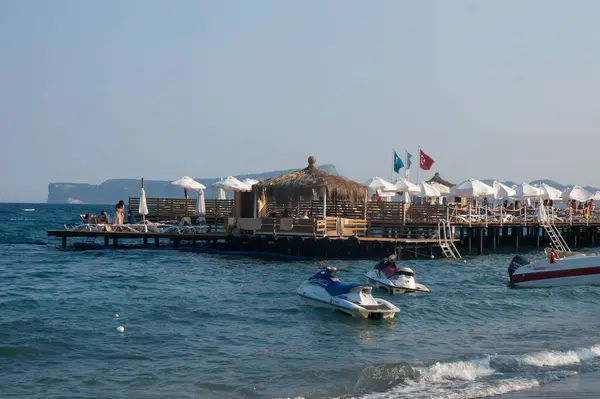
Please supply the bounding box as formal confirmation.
[508,247,600,288]
[364,254,430,295]
[297,267,400,319]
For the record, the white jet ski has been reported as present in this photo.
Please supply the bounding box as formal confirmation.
[297,267,400,319]
[508,247,600,288]
[364,254,430,295]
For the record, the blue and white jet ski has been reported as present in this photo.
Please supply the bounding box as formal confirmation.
[297,267,400,319]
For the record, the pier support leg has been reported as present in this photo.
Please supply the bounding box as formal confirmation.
[536,230,540,249]
[173,240,180,249]
[477,228,483,256]
[492,228,497,251]
[143,236,148,245]
[155,237,160,248]
[113,238,118,247]
[514,228,520,250]
[61,236,67,248]
[104,236,109,246]
[468,229,472,255]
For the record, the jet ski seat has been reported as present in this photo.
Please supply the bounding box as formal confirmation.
[325,282,362,297]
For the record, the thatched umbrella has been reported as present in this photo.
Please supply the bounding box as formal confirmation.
[255,156,367,217]
[427,172,454,188]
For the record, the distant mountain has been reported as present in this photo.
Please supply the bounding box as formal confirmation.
[47,164,339,204]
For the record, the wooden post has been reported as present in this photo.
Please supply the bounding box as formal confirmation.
[113,238,118,247]
[61,236,67,248]
[468,228,472,254]
[514,227,520,250]
[155,237,160,247]
[143,236,148,245]
[477,228,483,255]
[104,236,109,246]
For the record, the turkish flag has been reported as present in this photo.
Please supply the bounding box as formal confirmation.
[550,248,558,264]
[419,149,435,170]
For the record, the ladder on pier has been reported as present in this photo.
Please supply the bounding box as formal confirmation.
[437,219,462,259]
[538,206,570,253]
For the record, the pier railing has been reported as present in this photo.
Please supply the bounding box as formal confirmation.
[128,198,234,221]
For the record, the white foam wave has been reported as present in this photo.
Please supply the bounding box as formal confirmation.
[419,357,495,382]
[351,342,600,399]
[352,377,540,399]
[521,344,600,367]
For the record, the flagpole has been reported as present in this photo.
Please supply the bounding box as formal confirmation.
[416,145,420,183]
[404,150,408,181]
[391,148,395,183]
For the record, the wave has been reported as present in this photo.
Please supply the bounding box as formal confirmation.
[295,342,600,399]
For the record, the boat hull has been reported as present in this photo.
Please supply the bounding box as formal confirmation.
[509,253,600,288]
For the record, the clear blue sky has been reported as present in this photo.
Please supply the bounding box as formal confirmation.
[2,0,600,202]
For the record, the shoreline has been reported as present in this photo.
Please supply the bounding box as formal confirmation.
[500,370,600,398]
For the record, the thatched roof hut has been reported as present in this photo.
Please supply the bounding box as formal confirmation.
[427,172,454,188]
[255,156,367,204]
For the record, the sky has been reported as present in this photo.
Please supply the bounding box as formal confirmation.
[1,0,600,202]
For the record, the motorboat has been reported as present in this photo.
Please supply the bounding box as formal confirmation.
[297,267,400,319]
[508,247,600,288]
[364,255,430,295]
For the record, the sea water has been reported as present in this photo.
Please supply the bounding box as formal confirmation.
[1,203,600,399]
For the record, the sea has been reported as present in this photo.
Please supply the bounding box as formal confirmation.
[1,203,600,399]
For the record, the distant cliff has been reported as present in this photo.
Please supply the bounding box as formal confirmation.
[47,164,339,204]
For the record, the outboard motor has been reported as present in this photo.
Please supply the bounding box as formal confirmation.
[508,255,530,279]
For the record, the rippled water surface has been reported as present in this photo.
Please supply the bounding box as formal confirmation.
[1,204,600,398]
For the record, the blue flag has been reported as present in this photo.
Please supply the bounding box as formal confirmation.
[394,151,404,173]
[406,152,412,169]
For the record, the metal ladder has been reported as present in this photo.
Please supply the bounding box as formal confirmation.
[541,221,570,253]
[437,219,462,259]
[537,205,570,253]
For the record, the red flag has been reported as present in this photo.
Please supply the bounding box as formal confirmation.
[550,248,557,264]
[419,149,435,170]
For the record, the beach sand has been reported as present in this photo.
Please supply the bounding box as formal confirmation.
[500,370,600,398]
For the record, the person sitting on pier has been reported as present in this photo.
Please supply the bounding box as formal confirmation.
[301,212,309,219]
[126,209,136,224]
[98,211,109,223]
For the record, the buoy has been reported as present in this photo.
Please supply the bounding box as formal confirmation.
[463,260,467,263]
[116,326,125,333]
[113,313,119,318]
[430,255,434,259]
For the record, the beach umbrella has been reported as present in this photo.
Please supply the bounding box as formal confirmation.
[139,178,149,223]
[428,181,451,196]
[394,177,420,194]
[217,188,226,200]
[195,189,206,216]
[169,176,206,199]
[513,182,543,199]
[241,178,259,188]
[493,181,516,199]
[561,185,593,202]
[416,181,441,197]
[593,191,600,201]
[212,176,252,192]
[536,183,563,201]
[364,176,396,193]
[451,179,495,198]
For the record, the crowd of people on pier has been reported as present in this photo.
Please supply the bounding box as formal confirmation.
[80,200,137,225]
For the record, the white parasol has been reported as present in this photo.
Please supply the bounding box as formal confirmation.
[450,179,495,198]
[562,186,593,202]
[493,181,516,199]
